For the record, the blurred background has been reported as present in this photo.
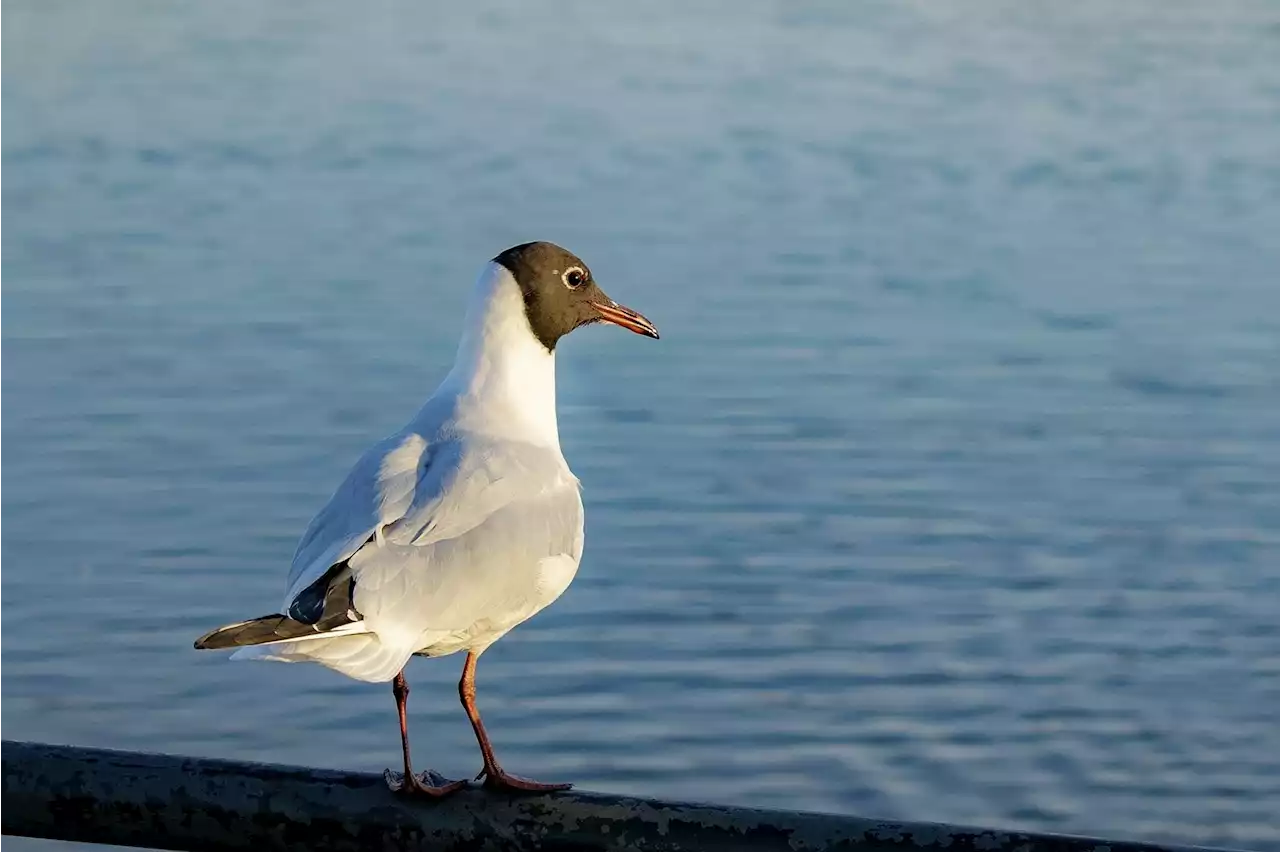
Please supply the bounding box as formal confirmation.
[4,2,1279,849]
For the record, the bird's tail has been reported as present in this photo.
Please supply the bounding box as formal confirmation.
[195,615,404,682]
[227,631,407,682]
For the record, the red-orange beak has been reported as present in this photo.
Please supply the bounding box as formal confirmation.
[591,301,660,339]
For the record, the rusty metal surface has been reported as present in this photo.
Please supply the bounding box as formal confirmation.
[1,740,1246,852]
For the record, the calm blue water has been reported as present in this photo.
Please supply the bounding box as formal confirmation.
[4,3,1280,849]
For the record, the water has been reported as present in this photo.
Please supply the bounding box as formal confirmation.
[4,2,1280,849]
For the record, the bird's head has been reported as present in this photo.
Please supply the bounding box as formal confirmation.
[493,241,659,351]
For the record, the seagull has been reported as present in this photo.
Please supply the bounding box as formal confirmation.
[195,241,658,796]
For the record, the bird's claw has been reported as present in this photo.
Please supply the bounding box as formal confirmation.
[384,768,467,798]
[474,765,572,793]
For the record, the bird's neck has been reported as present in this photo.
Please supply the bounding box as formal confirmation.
[438,262,561,448]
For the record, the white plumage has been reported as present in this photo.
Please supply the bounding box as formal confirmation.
[233,262,585,682]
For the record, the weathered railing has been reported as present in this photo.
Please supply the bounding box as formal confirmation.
[1,740,1245,852]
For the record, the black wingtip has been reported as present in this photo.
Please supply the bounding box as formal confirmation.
[193,627,229,651]
[192,611,354,651]
[193,615,285,651]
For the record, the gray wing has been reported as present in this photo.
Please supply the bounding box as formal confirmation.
[282,429,582,646]
[349,475,585,653]
[281,430,436,612]
[383,434,576,549]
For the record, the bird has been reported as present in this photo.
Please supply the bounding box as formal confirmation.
[194,241,658,796]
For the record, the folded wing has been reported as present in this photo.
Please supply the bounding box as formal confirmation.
[196,426,584,681]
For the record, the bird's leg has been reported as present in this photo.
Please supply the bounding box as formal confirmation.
[458,651,572,793]
[383,669,466,797]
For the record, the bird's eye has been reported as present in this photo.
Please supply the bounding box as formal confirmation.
[562,267,587,289]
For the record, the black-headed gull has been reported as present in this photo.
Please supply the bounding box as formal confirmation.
[195,242,658,795]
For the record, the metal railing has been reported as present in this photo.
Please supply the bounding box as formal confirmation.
[1,740,1244,852]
